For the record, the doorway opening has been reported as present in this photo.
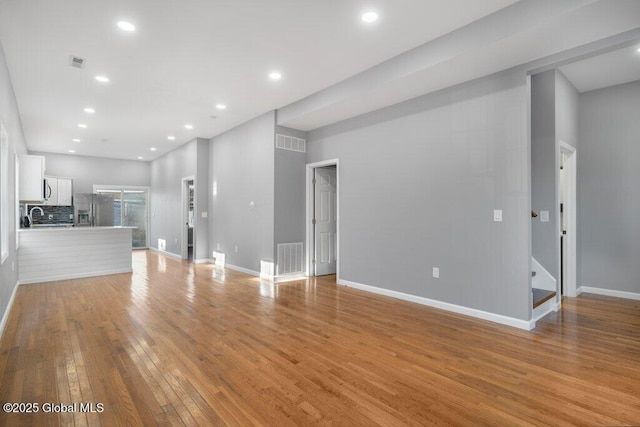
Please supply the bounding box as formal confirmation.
[559,141,577,297]
[306,160,339,277]
[94,185,149,249]
[181,177,195,260]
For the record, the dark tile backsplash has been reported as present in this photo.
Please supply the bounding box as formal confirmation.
[24,205,74,226]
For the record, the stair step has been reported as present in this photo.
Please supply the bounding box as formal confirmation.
[532,288,556,308]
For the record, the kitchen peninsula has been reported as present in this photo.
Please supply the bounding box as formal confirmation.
[18,226,133,284]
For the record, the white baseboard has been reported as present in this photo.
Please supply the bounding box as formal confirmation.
[226,264,260,277]
[532,298,555,323]
[274,274,307,283]
[18,268,133,285]
[578,286,640,301]
[532,257,556,292]
[337,278,534,331]
[193,258,209,264]
[150,247,182,259]
[0,279,19,340]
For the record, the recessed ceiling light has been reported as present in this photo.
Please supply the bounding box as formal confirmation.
[137,156,144,160]
[72,138,81,142]
[84,107,95,114]
[168,135,176,140]
[216,104,226,110]
[77,124,88,128]
[68,150,76,153]
[362,12,379,23]
[95,75,109,83]
[269,72,282,80]
[117,21,136,32]
[637,47,640,53]
[184,124,193,129]
[150,147,157,151]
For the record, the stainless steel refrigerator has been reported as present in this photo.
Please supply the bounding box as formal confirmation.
[74,193,115,227]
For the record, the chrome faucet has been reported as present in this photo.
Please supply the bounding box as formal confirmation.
[29,206,44,224]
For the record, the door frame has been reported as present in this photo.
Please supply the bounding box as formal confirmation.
[306,159,339,277]
[559,141,577,297]
[181,176,195,260]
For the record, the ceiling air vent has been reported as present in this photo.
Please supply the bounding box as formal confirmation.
[68,55,85,69]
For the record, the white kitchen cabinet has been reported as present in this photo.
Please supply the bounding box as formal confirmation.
[43,176,73,206]
[57,178,73,205]
[18,154,45,202]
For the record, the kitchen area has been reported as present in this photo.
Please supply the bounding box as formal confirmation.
[17,154,146,284]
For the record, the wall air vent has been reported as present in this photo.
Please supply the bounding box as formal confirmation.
[276,134,306,153]
[68,55,86,69]
[277,242,303,275]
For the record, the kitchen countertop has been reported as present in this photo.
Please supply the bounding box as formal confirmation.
[19,226,137,232]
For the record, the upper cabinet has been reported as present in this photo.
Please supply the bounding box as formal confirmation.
[18,154,45,202]
[43,176,73,206]
[57,178,73,205]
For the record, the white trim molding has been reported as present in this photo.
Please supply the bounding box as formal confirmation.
[532,298,555,323]
[531,257,556,292]
[150,247,182,260]
[274,274,307,283]
[577,286,640,301]
[18,268,133,285]
[338,278,535,331]
[225,264,260,277]
[0,280,19,340]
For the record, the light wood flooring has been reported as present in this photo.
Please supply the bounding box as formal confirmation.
[1,250,639,425]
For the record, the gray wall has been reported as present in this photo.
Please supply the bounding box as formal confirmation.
[274,126,307,272]
[195,139,209,262]
[530,70,557,278]
[31,152,150,194]
[307,70,531,321]
[0,40,29,330]
[578,80,640,293]
[149,138,209,259]
[209,112,275,273]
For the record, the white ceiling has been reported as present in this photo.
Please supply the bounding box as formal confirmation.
[0,0,639,161]
[559,45,640,93]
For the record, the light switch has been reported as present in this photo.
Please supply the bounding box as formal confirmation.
[432,267,440,279]
[540,211,549,222]
[493,210,503,222]
[201,211,208,218]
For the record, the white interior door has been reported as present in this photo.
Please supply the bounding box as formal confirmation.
[314,167,337,276]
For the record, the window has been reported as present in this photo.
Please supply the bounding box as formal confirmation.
[1,123,9,264]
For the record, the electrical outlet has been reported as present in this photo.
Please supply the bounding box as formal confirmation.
[235,246,238,253]
[493,210,503,222]
[48,214,53,220]
[433,267,439,279]
[69,214,73,220]
[175,238,178,244]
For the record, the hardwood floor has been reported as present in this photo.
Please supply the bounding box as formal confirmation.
[1,250,639,426]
